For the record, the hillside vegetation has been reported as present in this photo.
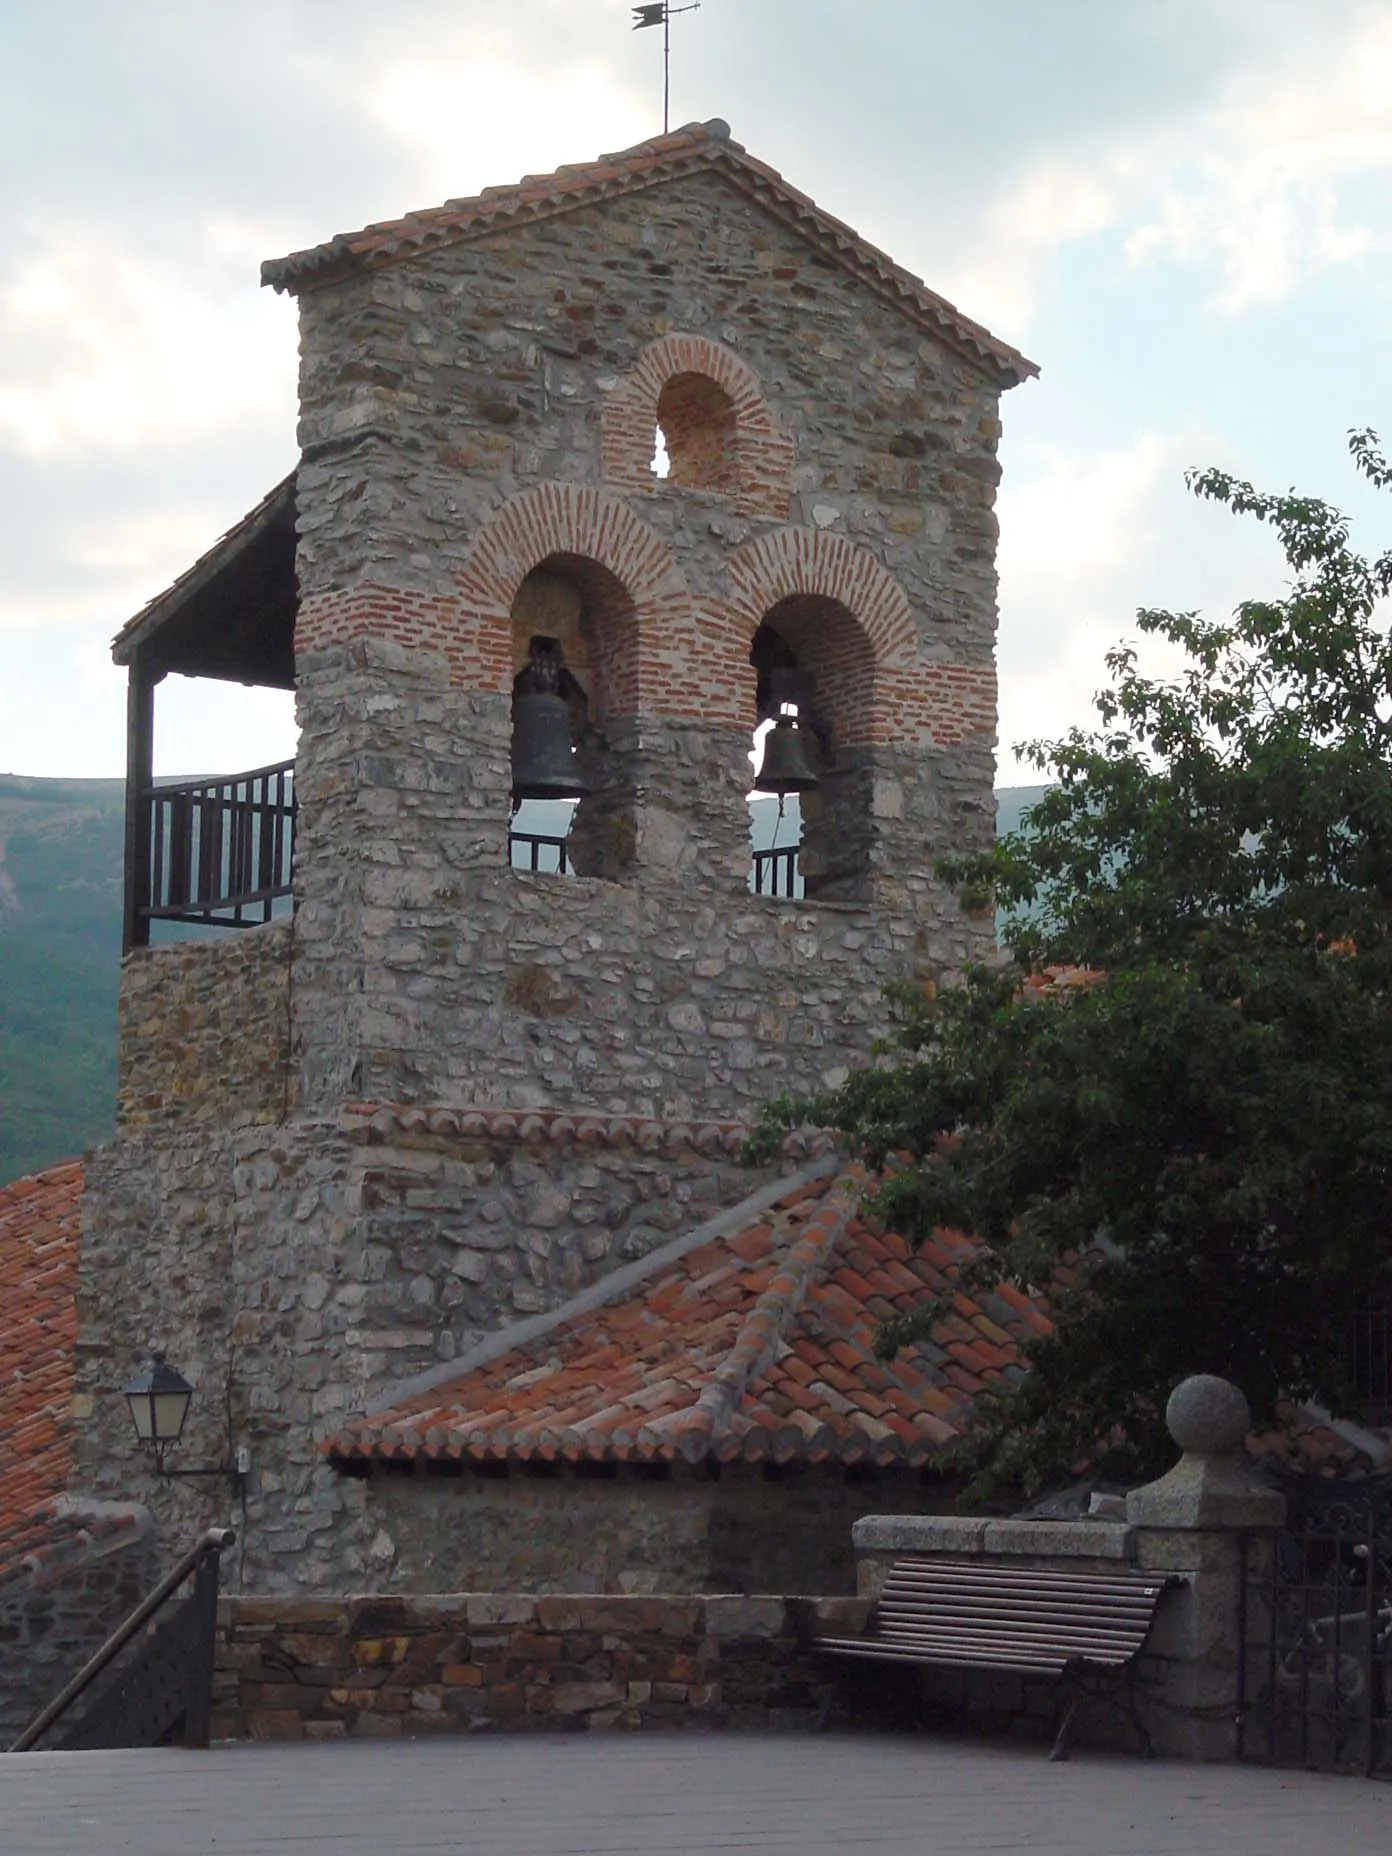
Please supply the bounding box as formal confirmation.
[0,777,124,1185]
[0,777,1048,1187]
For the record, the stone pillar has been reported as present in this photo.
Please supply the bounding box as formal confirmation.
[1126,1374,1286,1762]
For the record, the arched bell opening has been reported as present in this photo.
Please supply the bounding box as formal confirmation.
[507,556,640,880]
[654,372,739,494]
[747,624,813,900]
[749,596,876,904]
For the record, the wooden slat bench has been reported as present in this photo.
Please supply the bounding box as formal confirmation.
[816,1555,1174,1759]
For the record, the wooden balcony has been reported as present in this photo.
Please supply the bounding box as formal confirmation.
[127,760,295,946]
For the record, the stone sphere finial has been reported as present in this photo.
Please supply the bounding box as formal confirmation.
[1165,1375,1251,1457]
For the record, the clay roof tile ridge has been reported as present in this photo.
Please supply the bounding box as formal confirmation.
[681,1170,864,1448]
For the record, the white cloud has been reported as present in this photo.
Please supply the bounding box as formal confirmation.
[995,428,1290,777]
[366,55,650,201]
[941,6,1392,328]
[151,677,298,781]
[0,224,295,457]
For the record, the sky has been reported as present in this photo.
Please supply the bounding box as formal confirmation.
[2,0,1390,783]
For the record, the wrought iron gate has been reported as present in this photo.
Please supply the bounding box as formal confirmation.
[1241,1473,1392,1776]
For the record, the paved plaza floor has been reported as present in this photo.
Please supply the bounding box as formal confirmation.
[3,1732,1390,1855]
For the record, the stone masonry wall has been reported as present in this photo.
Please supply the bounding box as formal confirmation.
[288,639,987,1115]
[74,1111,795,1593]
[283,169,1005,1120]
[213,1590,868,1742]
[118,920,292,1131]
[363,1463,955,1598]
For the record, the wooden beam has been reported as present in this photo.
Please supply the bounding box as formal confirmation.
[122,659,157,954]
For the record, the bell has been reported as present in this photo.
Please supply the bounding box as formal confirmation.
[754,715,819,801]
[511,654,588,803]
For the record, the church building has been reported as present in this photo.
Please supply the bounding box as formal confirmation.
[64,118,1039,1597]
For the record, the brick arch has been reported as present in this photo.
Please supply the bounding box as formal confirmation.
[725,529,917,669]
[722,528,995,749]
[718,530,917,748]
[455,482,709,716]
[602,333,793,520]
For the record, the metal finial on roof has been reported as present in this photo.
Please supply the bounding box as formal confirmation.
[631,2,701,136]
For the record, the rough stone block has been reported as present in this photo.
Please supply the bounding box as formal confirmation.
[979,1519,1135,1560]
[464,1594,537,1626]
[852,1515,989,1555]
[704,1596,788,1640]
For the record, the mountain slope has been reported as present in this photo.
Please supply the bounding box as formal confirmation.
[0,778,124,1184]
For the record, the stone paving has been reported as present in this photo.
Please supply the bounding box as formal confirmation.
[3,1733,1391,1855]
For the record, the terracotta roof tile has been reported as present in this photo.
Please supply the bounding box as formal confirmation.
[330,1166,1051,1470]
[261,120,1035,387]
[0,1161,83,1575]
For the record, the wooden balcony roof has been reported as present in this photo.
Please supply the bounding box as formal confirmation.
[110,473,297,689]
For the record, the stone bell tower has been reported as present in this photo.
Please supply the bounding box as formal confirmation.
[77,120,1036,1590]
[270,118,1033,1122]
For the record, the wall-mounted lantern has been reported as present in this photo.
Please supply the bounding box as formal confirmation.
[122,1351,249,1492]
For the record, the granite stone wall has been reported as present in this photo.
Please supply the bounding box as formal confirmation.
[213,1590,868,1741]
[117,921,293,1131]
[288,639,981,1114]
[281,169,1005,1122]
[360,1462,956,1598]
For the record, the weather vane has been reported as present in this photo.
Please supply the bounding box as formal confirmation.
[632,2,701,136]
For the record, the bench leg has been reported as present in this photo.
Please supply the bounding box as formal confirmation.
[1049,1695,1078,1762]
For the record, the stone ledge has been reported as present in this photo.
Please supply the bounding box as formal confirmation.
[852,1513,1135,1560]
[340,1100,837,1162]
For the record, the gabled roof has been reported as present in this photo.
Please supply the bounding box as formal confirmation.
[262,120,1037,389]
[0,1161,82,1574]
[329,1166,1048,1471]
[109,473,297,686]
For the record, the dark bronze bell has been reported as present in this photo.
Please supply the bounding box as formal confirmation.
[511,646,588,803]
[754,715,819,801]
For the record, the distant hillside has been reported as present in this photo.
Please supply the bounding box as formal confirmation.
[0,779,1051,1187]
[0,776,125,1186]
[996,785,1049,840]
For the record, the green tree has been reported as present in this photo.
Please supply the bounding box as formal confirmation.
[753,431,1392,1489]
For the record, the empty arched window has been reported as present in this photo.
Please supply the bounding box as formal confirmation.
[654,373,738,494]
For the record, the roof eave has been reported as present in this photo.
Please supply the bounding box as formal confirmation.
[259,132,1037,388]
[110,473,298,686]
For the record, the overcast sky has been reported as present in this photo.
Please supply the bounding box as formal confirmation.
[3,0,1389,782]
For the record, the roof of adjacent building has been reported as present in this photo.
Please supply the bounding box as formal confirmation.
[0,1161,83,1574]
[261,119,1038,388]
[329,1165,1050,1471]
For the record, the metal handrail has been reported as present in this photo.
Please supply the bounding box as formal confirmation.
[7,1526,234,1752]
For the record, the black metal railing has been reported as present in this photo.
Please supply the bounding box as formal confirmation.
[1341,1300,1392,1426]
[1241,1476,1392,1776]
[141,760,295,930]
[510,830,571,875]
[751,846,802,899]
[8,1528,234,1753]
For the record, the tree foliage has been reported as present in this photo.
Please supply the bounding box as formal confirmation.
[752,431,1392,1489]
